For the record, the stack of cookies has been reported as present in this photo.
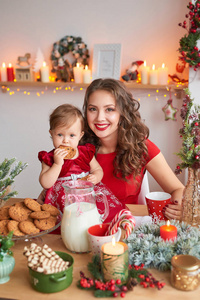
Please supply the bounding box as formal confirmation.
[24,243,70,274]
[0,198,60,236]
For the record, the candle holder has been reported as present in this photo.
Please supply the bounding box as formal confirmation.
[171,255,200,291]
[101,242,129,284]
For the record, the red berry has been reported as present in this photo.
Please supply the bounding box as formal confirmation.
[113,292,118,297]
[110,285,116,291]
[120,292,126,298]
[121,285,128,292]
[116,279,121,285]
[195,122,199,126]
[110,279,115,285]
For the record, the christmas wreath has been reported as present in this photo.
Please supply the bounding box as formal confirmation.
[126,220,200,271]
[50,35,90,82]
[178,0,200,71]
[174,88,200,174]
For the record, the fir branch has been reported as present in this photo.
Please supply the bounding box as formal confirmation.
[0,158,28,201]
[87,255,103,281]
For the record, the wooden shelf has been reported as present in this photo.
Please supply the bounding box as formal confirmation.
[0,80,187,93]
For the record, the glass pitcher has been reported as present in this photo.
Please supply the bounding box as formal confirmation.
[61,180,109,253]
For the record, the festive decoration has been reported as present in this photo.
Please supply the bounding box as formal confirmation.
[33,48,44,73]
[50,35,89,82]
[77,255,165,298]
[171,254,200,291]
[126,220,200,271]
[162,99,179,121]
[101,242,129,284]
[175,88,200,173]
[0,158,28,206]
[175,88,200,227]
[105,209,135,239]
[181,167,200,226]
[0,232,14,261]
[178,0,200,71]
[121,60,144,81]
[159,221,177,241]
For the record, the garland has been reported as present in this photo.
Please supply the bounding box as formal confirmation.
[178,0,200,71]
[126,220,200,271]
[77,255,165,298]
[175,88,200,174]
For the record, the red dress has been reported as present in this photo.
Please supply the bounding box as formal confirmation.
[38,144,96,213]
[96,139,160,207]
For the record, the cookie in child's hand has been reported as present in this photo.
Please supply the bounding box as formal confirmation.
[58,145,76,159]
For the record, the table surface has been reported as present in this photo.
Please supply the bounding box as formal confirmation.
[1,199,199,300]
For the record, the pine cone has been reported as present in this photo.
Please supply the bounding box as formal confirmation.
[127,278,138,290]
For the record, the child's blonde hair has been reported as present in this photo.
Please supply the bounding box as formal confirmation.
[49,104,84,130]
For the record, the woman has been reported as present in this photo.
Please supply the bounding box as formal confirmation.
[81,78,184,220]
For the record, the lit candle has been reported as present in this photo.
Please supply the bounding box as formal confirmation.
[83,65,91,84]
[140,60,149,84]
[149,64,158,85]
[1,62,7,81]
[103,237,124,255]
[160,220,177,241]
[101,238,129,284]
[7,63,14,81]
[158,63,168,85]
[40,61,50,82]
[73,63,83,83]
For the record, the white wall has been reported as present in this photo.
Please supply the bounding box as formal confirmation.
[0,0,187,198]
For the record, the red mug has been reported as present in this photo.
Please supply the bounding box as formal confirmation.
[145,192,171,222]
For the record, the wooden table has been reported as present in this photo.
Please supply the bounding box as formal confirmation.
[1,200,199,300]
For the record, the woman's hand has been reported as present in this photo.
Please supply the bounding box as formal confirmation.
[163,200,182,220]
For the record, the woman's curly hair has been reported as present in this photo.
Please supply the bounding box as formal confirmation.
[82,78,149,180]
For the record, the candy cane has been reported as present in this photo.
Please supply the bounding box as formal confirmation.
[105,209,135,239]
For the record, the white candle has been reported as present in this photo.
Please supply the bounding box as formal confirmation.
[158,63,168,85]
[83,65,91,84]
[140,60,149,84]
[149,64,158,85]
[102,237,124,255]
[41,61,49,82]
[1,62,7,82]
[73,63,83,83]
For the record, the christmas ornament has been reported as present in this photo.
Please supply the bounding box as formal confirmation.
[121,60,144,81]
[162,99,179,121]
[178,0,200,71]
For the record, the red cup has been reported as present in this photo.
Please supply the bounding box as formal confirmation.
[145,192,171,222]
[88,223,121,256]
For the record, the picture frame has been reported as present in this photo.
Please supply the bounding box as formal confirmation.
[92,43,121,80]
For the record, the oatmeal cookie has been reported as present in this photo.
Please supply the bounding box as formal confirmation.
[24,198,41,211]
[9,202,32,222]
[58,145,76,159]
[34,217,55,230]
[7,220,25,236]
[30,211,50,219]
[19,221,40,235]
[0,206,11,220]
[41,204,60,216]
[0,220,9,235]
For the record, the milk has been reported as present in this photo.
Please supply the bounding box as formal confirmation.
[61,202,101,253]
